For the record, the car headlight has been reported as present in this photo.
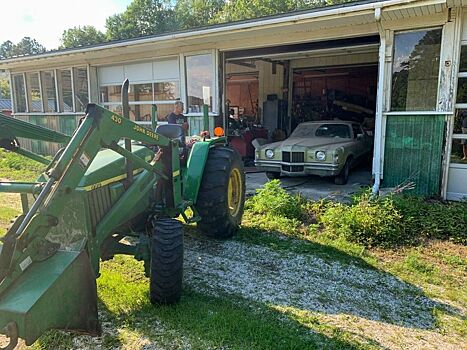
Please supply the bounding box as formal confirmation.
[265,149,275,159]
[316,151,326,161]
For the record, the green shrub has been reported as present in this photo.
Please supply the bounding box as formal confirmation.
[0,149,44,181]
[392,195,467,244]
[318,194,405,247]
[247,180,304,220]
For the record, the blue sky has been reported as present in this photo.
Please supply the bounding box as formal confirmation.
[2,0,132,49]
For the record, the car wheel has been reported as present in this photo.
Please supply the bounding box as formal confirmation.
[265,172,281,180]
[334,158,351,185]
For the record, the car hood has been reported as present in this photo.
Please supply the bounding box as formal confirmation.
[260,137,352,150]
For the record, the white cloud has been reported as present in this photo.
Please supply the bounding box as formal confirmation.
[1,0,131,50]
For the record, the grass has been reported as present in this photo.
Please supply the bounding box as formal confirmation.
[0,153,465,349]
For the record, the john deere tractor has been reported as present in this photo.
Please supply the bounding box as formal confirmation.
[0,80,245,349]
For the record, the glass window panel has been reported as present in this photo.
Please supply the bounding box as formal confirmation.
[456,78,467,103]
[58,69,73,112]
[12,74,26,112]
[130,104,152,122]
[450,139,467,164]
[129,83,153,102]
[26,72,42,112]
[459,46,467,72]
[391,28,442,111]
[73,67,89,112]
[454,109,467,134]
[100,85,121,103]
[154,82,180,100]
[41,71,57,112]
[185,54,213,113]
[155,104,174,121]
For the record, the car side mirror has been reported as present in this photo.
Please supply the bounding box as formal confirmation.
[357,134,364,140]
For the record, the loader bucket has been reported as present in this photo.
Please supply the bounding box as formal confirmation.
[0,248,99,346]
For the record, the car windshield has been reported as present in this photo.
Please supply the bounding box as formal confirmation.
[290,124,316,137]
[315,124,351,138]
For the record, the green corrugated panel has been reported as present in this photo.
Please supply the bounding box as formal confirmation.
[383,115,445,196]
[25,115,78,156]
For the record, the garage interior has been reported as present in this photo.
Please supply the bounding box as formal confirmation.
[224,37,379,185]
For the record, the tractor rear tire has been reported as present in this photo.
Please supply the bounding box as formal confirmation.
[196,146,245,239]
[150,218,183,305]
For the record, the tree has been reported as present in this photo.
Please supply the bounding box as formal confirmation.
[105,0,176,40]
[60,26,106,49]
[0,41,13,59]
[0,78,10,99]
[174,0,225,29]
[11,37,46,56]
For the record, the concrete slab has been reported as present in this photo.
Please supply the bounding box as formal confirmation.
[246,165,372,202]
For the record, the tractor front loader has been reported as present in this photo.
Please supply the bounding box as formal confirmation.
[0,80,245,349]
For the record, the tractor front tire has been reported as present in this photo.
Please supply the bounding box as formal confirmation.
[196,146,245,239]
[150,218,183,305]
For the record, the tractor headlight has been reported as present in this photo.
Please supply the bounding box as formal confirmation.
[316,151,326,161]
[265,149,275,159]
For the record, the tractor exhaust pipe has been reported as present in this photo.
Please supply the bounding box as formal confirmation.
[121,79,134,185]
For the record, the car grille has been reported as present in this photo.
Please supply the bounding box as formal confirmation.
[282,151,304,163]
[282,165,304,172]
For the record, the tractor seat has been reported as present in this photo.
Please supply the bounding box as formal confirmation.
[156,124,186,148]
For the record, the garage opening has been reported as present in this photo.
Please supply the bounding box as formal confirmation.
[223,36,379,191]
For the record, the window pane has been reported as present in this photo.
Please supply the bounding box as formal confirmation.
[450,139,467,164]
[41,71,57,112]
[107,104,122,115]
[26,72,42,112]
[130,104,152,122]
[154,82,180,100]
[459,46,467,72]
[454,109,467,134]
[456,78,467,103]
[58,69,73,112]
[186,54,213,113]
[391,29,441,111]
[12,74,26,112]
[100,85,121,103]
[129,84,153,102]
[155,104,174,121]
[73,67,88,112]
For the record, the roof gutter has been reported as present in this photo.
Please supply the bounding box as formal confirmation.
[0,0,443,66]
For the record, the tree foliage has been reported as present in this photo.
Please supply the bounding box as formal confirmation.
[0,37,46,59]
[175,0,225,29]
[106,0,176,40]
[0,78,10,99]
[60,26,106,49]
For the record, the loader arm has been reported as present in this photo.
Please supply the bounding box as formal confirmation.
[0,104,181,346]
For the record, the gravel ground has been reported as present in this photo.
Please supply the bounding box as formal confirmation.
[1,234,465,350]
[184,236,466,350]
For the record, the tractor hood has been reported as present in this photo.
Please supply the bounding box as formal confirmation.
[78,143,154,189]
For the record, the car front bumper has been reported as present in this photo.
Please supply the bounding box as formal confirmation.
[255,160,341,177]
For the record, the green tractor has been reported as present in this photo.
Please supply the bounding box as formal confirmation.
[0,80,245,348]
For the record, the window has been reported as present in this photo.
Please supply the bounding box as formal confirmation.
[185,54,213,113]
[99,58,181,124]
[41,71,57,112]
[26,72,42,112]
[57,69,73,112]
[12,74,26,112]
[391,28,442,111]
[315,124,351,138]
[73,67,89,112]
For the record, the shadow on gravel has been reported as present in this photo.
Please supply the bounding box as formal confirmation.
[183,233,463,332]
[99,288,380,350]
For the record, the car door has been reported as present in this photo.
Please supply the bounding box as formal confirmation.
[352,124,366,158]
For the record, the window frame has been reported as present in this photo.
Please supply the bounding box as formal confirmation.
[183,50,218,116]
[10,65,89,115]
[390,27,443,112]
